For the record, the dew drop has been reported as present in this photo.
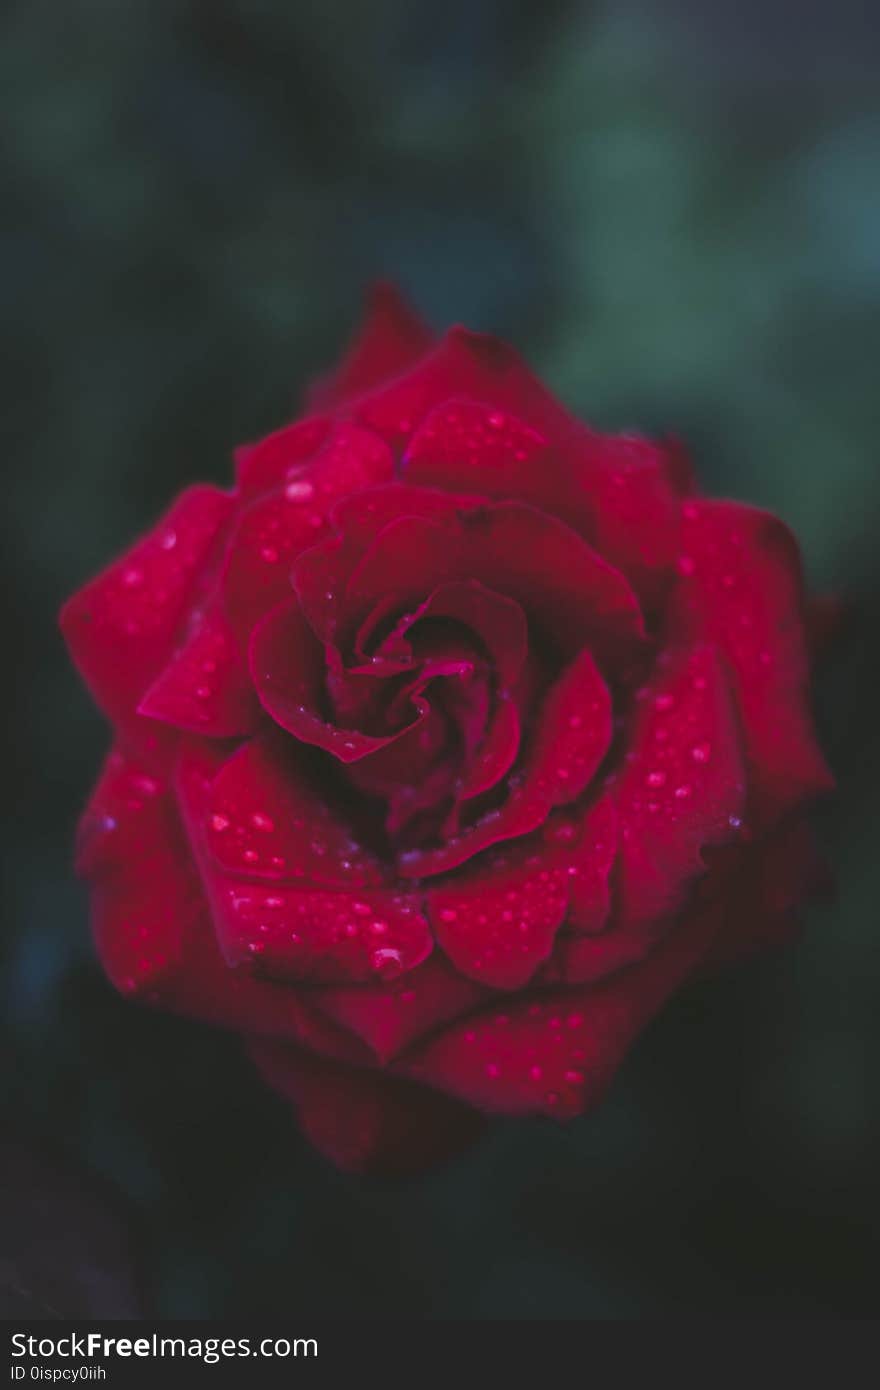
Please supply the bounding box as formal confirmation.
[372,947,403,976]
[285,478,315,502]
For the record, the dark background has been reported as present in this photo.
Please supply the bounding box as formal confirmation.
[2,0,879,1318]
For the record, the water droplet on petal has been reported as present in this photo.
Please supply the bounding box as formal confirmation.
[285,478,315,502]
[372,946,403,977]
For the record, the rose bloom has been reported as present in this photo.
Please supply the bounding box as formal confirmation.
[61,287,832,1174]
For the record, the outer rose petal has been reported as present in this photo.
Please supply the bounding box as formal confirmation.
[551,645,748,987]
[76,749,364,1063]
[561,430,682,612]
[352,325,577,453]
[175,743,433,986]
[698,817,829,972]
[613,644,747,932]
[404,400,682,608]
[222,422,394,644]
[667,500,833,824]
[60,486,234,764]
[310,955,489,1064]
[248,1039,485,1176]
[307,282,434,412]
[398,895,721,1118]
[235,415,331,498]
[403,397,557,506]
[138,603,260,737]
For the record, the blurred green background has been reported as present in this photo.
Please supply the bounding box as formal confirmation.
[2,0,879,1317]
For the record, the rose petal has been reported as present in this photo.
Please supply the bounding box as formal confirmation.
[667,500,833,824]
[307,281,433,412]
[353,326,576,453]
[613,644,747,931]
[291,483,490,646]
[562,430,682,611]
[699,817,829,973]
[399,895,720,1117]
[207,880,433,985]
[204,735,384,886]
[60,486,233,763]
[77,748,363,1061]
[175,742,433,986]
[235,415,331,498]
[428,835,575,989]
[342,501,644,663]
[311,954,488,1063]
[400,646,612,876]
[404,402,682,609]
[403,397,555,503]
[248,1038,485,1175]
[250,598,423,761]
[454,695,521,805]
[222,422,394,644]
[138,603,260,737]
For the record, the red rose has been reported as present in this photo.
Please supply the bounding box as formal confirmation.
[61,286,833,1174]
